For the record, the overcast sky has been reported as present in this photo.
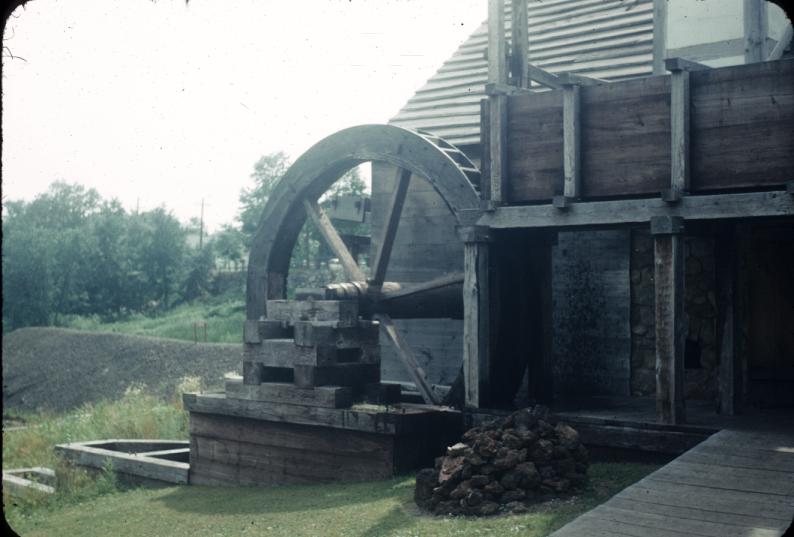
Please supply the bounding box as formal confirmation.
[2,0,486,231]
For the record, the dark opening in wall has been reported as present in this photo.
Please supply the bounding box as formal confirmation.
[685,339,703,369]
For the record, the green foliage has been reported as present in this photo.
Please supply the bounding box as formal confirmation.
[2,183,215,330]
[58,297,245,343]
[2,388,189,518]
[237,151,292,240]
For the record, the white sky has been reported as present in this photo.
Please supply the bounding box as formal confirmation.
[2,0,486,231]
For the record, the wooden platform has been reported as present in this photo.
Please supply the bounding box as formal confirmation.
[549,427,794,537]
[183,393,462,486]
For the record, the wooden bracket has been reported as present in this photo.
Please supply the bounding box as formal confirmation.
[552,195,573,211]
[557,72,606,86]
[661,188,681,204]
[457,225,493,243]
[527,64,563,89]
[650,215,685,235]
[665,57,711,72]
[485,82,533,96]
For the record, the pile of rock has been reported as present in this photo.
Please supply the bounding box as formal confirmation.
[414,406,588,516]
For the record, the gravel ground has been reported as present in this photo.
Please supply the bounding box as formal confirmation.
[2,327,242,413]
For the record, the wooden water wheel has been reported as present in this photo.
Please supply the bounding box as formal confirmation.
[246,124,481,405]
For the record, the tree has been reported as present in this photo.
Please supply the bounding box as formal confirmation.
[237,152,291,240]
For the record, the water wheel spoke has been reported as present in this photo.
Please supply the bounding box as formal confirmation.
[375,313,441,405]
[370,167,412,287]
[302,198,366,282]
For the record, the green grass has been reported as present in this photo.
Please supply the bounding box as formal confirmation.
[3,389,660,536]
[3,388,192,519]
[57,298,245,343]
[6,462,658,537]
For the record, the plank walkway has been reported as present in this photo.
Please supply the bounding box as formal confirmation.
[549,428,794,537]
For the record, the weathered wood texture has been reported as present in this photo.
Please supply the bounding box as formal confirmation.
[371,161,465,388]
[265,300,359,326]
[507,90,563,200]
[55,441,189,485]
[690,60,794,191]
[225,378,352,409]
[187,407,462,486]
[653,226,686,425]
[462,234,490,408]
[505,59,794,203]
[552,230,631,397]
[549,427,794,537]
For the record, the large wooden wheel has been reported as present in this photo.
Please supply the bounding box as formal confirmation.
[246,124,481,404]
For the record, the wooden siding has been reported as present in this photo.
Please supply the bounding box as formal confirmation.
[507,59,794,202]
[691,59,794,190]
[390,0,655,147]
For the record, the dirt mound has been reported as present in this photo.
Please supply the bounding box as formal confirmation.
[2,327,242,413]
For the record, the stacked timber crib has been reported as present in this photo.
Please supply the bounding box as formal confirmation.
[184,298,462,486]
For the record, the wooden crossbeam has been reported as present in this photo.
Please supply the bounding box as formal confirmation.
[370,167,411,287]
[527,63,563,89]
[376,314,440,405]
[303,198,366,282]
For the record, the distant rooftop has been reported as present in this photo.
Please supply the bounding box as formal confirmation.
[389,0,654,147]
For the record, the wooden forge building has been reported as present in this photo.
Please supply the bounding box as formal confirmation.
[184,0,794,486]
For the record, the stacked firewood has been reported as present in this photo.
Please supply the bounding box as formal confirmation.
[415,406,588,516]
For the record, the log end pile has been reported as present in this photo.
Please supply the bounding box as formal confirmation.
[414,406,589,516]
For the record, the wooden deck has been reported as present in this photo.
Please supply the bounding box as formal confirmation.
[549,427,794,537]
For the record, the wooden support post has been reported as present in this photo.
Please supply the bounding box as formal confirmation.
[651,216,686,425]
[510,0,529,88]
[664,58,709,203]
[459,225,492,408]
[716,228,741,415]
[488,0,508,206]
[743,0,765,63]
[652,0,668,75]
[668,68,690,202]
[562,83,581,201]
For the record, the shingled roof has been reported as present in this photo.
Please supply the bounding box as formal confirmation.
[389,0,654,147]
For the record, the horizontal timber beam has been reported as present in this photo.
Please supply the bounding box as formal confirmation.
[477,190,794,229]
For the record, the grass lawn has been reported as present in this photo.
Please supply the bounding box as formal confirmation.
[6,462,658,537]
[57,298,246,344]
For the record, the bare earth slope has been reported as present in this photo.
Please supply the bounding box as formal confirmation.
[2,327,241,412]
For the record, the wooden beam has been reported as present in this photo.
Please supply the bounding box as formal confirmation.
[716,228,741,415]
[510,0,529,88]
[556,72,606,86]
[369,167,411,287]
[527,63,563,89]
[563,83,581,200]
[460,225,492,408]
[669,68,690,201]
[303,198,366,282]
[665,57,711,72]
[484,82,532,96]
[769,22,793,61]
[375,313,440,405]
[652,0,668,75]
[744,0,764,63]
[487,0,508,205]
[488,0,507,85]
[652,216,686,425]
[477,190,794,229]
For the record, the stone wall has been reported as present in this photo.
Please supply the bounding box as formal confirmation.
[629,229,719,400]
